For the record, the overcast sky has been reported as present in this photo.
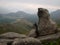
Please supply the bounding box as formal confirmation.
[0,0,60,14]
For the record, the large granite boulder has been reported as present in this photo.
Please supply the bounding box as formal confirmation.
[12,37,42,45]
[0,32,27,45]
[38,8,58,36]
[0,32,27,39]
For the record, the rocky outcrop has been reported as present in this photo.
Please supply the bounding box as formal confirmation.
[0,32,27,45]
[0,32,27,39]
[12,37,41,45]
[0,39,13,45]
[38,8,58,36]
[28,8,58,37]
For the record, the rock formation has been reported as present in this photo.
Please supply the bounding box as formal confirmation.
[12,37,41,45]
[0,43,7,45]
[38,8,58,36]
[28,8,58,37]
[0,32,27,45]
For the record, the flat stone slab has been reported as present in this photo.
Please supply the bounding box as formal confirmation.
[12,37,42,45]
[0,32,27,39]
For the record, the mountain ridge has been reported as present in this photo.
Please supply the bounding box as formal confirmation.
[0,10,60,24]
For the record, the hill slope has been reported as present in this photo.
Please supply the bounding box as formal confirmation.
[0,19,33,34]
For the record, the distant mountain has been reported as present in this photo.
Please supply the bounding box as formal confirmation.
[1,11,38,23]
[0,11,37,34]
[0,14,15,24]
[1,10,60,24]
[50,10,60,24]
[2,11,33,19]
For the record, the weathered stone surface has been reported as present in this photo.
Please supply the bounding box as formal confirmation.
[0,32,27,39]
[28,29,36,37]
[0,39,13,45]
[38,8,58,36]
[0,32,27,45]
[12,37,42,45]
[38,32,60,41]
[0,42,7,45]
[28,8,58,38]
[28,23,39,38]
[0,39,13,43]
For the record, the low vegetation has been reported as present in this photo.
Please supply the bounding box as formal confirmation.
[42,38,60,45]
[0,19,33,34]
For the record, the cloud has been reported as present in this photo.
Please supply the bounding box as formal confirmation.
[0,0,60,6]
[0,2,60,9]
[0,1,60,13]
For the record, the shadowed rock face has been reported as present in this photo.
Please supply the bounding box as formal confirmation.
[38,8,49,18]
[38,8,57,36]
[12,37,41,45]
[28,23,39,38]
